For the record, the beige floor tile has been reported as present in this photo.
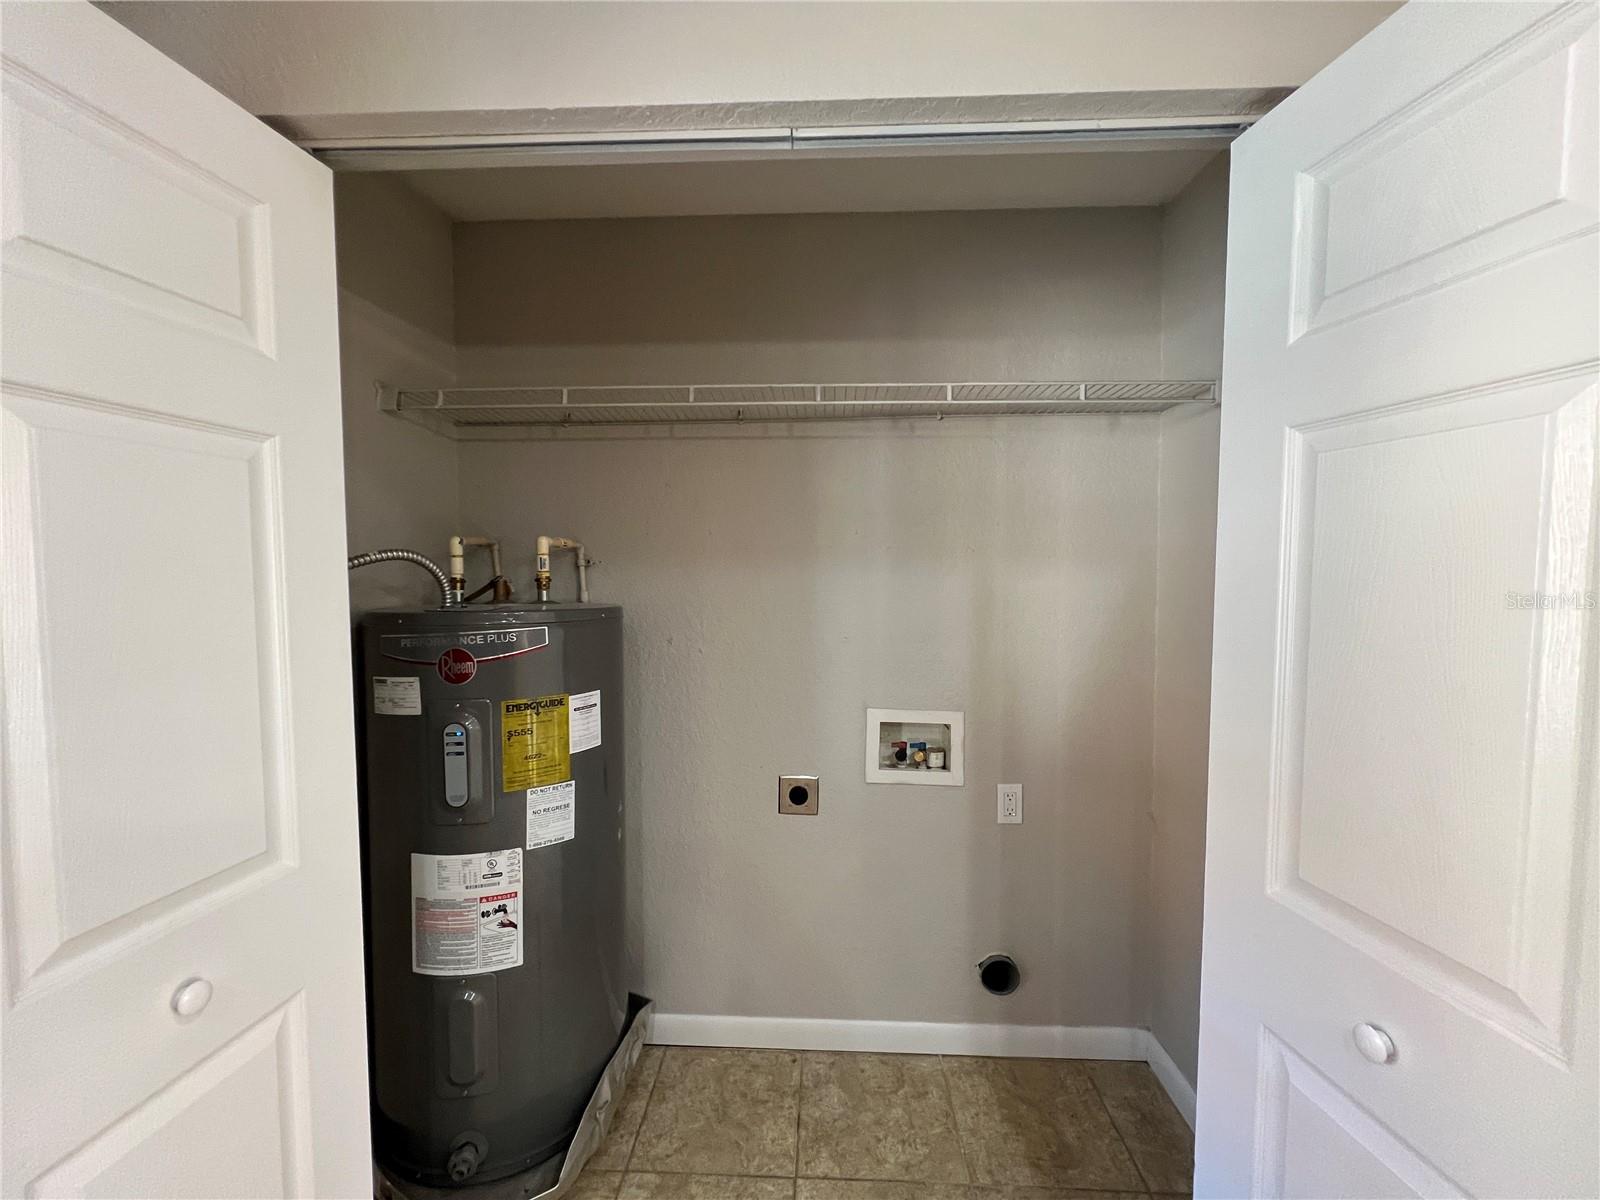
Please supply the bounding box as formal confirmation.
[1085,1061,1194,1195]
[630,1048,802,1177]
[1006,1189,1151,1199]
[591,1046,668,1170]
[941,1057,1144,1191]
[619,1174,797,1199]
[798,1052,969,1183]
[568,1167,624,1199]
[794,1186,1143,1200]
[795,1183,994,1200]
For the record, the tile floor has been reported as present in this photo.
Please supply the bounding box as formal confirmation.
[569,1046,1194,1200]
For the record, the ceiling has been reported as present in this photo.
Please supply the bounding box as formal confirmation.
[398,141,1226,222]
[95,0,1398,222]
[98,1,1398,141]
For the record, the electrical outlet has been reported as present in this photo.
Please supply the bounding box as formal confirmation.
[997,783,1022,824]
[779,775,819,815]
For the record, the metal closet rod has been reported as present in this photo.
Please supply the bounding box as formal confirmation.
[303,113,1256,158]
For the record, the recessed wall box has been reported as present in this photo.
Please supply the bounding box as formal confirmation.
[779,775,819,815]
[865,708,964,786]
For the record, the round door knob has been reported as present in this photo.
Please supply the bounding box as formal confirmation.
[171,977,213,1018]
[1352,1022,1396,1064]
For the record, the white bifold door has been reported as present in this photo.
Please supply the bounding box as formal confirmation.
[1,4,370,1198]
[1200,2,1597,1198]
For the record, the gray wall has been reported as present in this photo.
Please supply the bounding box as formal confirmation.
[452,207,1171,1027]
[335,174,458,613]
[1148,155,1227,1084]
[1159,153,1229,383]
[462,422,1160,1026]
[454,209,1163,384]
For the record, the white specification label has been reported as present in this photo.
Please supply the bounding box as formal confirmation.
[373,676,422,716]
[410,848,523,975]
[526,780,577,849]
[569,690,602,753]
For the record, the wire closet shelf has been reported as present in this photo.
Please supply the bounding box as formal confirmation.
[381,380,1218,437]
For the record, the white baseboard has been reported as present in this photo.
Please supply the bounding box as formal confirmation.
[650,1013,1145,1060]
[1143,1032,1197,1129]
[649,1013,1196,1130]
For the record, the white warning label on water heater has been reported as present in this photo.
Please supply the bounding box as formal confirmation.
[526,780,576,849]
[410,848,523,975]
[372,676,422,716]
[569,690,602,753]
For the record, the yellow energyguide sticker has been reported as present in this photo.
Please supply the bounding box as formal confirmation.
[501,694,570,791]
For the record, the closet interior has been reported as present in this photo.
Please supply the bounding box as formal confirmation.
[334,129,1227,1104]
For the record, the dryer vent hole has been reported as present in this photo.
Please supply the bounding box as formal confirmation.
[979,954,1020,996]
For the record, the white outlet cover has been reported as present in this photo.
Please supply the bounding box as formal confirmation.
[998,783,1023,824]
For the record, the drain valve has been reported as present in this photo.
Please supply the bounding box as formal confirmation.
[446,1132,488,1182]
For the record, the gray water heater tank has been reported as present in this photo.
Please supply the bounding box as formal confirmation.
[359,604,626,1188]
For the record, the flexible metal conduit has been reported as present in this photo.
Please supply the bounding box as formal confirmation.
[347,548,456,607]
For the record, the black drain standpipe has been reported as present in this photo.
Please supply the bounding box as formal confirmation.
[979,954,1021,996]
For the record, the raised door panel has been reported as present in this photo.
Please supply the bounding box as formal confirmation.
[1,388,293,999]
[25,998,313,1199]
[1291,7,1598,339]
[0,60,272,353]
[1269,370,1595,1057]
[1255,1032,1463,1199]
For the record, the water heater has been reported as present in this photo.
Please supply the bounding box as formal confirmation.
[358,604,626,1189]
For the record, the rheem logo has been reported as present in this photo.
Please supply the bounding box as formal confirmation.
[437,647,477,685]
